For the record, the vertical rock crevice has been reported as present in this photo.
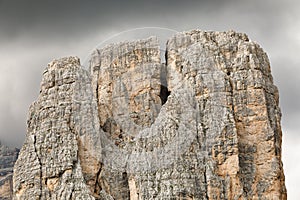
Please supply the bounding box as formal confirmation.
[159,63,171,105]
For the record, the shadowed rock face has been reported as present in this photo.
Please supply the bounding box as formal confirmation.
[13,30,286,200]
[0,142,19,200]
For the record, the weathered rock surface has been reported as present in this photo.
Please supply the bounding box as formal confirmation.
[13,57,97,200]
[0,142,19,200]
[13,30,286,199]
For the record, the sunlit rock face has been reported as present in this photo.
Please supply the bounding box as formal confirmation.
[13,30,286,200]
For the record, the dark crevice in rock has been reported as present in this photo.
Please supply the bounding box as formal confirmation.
[94,165,102,196]
[164,48,168,66]
[101,118,115,133]
[159,63,170,105]
[160,85,170,105]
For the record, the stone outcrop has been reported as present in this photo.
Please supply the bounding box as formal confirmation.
[0,142,19,200]
[13,30,286,199]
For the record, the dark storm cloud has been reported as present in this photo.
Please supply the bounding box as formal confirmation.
[0,0,298,142]
[0,0,298,143]
[0,1,183,35]
[0,0,235,44]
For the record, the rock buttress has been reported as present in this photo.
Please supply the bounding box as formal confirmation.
[166,30,286,199]
[13,57,98,200]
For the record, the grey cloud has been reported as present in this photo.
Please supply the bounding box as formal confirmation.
[0,0,298,140]
[0,0,236,44]
[0,0,298,141]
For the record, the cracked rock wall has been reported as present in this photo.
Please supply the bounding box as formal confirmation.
[0,142,19,200]
[13,57,96,200]
[165,30,286,199]
[13,30,286,200]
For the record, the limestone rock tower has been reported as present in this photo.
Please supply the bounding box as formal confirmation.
[13,30,286,200]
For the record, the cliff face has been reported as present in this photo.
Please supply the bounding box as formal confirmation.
[13,30,286,199]
[0,142,19,200]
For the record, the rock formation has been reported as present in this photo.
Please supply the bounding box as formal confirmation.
[0,142,19,200]
[13,30,286,199]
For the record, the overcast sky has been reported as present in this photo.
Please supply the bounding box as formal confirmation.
[0,0,299,198]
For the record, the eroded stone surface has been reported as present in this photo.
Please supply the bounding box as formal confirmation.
[0,142,19,200]
[13,30,286,200]
[13,57,95,200]
[165,30,286,199]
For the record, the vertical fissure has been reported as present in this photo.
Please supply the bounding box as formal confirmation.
[159,63,170,105]
[32,135,42,199]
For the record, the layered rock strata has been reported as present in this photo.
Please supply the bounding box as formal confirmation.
[0,142,19,200]
[13,30,286,200]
